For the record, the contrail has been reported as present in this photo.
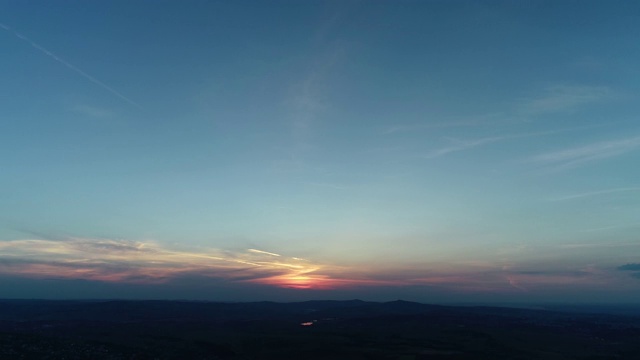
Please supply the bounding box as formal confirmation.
[1,22,142,109]
[248,249,281,257]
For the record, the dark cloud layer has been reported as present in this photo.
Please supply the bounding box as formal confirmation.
[617,264,640,271]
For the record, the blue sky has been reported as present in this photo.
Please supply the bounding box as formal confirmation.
[1,0,640,302]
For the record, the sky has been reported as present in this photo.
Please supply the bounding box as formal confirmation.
[1,0,640,303]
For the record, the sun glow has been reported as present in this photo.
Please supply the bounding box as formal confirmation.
[0,239,372,289]
[2,238,601,294]
[252,273,341,289]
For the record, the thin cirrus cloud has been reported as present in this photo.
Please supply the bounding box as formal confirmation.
[528,135,640,169]
[558,242,640,249]
[285,6,349,160]
[72,104,113,119]
[580,223,640,233]
[0,237,471,290]
[500,262,617,293]
[381,111,521,135]
[547,187,640,202]
[385,84,611,136]
[423,136,505,159]
[0,22,142,109]
[381,119,494,135]
[0,238,331,287]
[520,85,613,115]
[0,238,419,290]
[504,271,604,292]
[0,238,627,294]
[422,129,574,159]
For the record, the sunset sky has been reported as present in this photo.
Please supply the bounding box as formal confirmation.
[1,1,639,303]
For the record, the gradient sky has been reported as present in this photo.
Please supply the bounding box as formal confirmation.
[1,1,640,303]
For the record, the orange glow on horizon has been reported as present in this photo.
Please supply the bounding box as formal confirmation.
[247,271,405,290]
[252,273,339,289]
[0,238,616,295]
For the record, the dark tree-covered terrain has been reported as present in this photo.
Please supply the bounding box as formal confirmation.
[0,300,639,359]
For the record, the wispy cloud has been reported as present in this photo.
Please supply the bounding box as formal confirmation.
[0,238,461,291]
[423,129,571,159]
[548,187,640,201]
[498,261,617,292]
[0,238,326,286]
[423,136,504,158]
[381,112,510,135]
[580,223,640,233]
[0,238,429,290]
[529,135,640,169]
[305,182,349,190]
[520,85,613,115]
[247,248,281,257]
[503,269,603,292]
[0,22,142,109]
[558,242,640,249]
[383,120,489,135]
[72,104,113,118]
[386,85,611,136]
[288,43,344,150]
[0,237,629,293]
[281,5,355,168]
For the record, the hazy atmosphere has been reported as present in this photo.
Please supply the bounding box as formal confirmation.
[1,1,639,303]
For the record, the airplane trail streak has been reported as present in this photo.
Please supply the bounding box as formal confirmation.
[1,22,142,109]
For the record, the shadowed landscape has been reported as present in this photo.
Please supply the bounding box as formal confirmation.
[1,299,639,359]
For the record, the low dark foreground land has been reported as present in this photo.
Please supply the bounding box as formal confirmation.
[0,299,639,359]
